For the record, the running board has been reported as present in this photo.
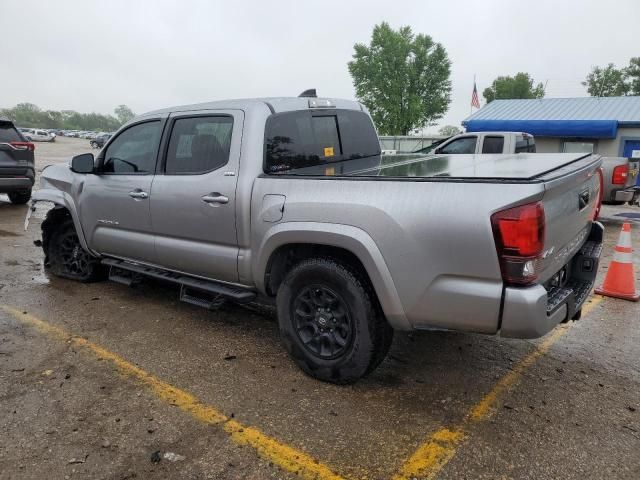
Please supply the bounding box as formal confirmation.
[102,258,256,304]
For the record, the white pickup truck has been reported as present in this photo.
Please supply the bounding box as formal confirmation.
[414,131,535,155]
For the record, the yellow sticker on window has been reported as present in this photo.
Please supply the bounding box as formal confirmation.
[325,166,335,176]
[324,147,334,157]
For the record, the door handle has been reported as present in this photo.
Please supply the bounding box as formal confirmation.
[129,190,148,199]
[202,193,229,204]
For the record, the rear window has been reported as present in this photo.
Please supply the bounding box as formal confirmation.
[515,134,536,153]
[264,109,380,174]
[0,123,23,142]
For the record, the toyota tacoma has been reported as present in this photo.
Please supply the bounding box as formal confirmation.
[26,93,604,383]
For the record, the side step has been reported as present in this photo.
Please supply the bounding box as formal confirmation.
[102,258,256,304]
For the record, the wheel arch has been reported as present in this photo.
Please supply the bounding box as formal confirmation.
[32,189,92,253]
[255,222,410,330]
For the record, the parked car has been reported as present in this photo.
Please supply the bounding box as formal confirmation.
[599,157,639,205]
[19,128,55,142]
[0,118,35,204]
[415,131,536,155]
[90,133,111,149]
[27,94,604,383]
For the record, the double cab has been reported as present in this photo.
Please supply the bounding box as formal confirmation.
[28,94,604,383]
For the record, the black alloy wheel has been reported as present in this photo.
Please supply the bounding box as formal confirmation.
[292,285,353,360]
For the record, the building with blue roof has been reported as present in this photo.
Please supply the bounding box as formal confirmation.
[462,96,640,160]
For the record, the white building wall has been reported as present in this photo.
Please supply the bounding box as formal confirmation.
[534,127,640,156]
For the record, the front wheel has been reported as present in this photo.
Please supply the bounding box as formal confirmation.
[90,141,98,148]
[276,258,393,384]
[8,189,31,204]
[46,219,104,282]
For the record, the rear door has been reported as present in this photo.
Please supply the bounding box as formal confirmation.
[149,110,242,282]
[79,119,164,263]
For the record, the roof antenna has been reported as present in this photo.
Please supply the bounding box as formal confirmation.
[298,89,317,98]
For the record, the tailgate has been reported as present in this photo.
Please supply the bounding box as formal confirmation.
[535,154,602,283]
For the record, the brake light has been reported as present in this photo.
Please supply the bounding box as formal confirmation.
[612,164,628,185]
[592,168,604,220]
[10,141,35,152]
[491,202,545,285]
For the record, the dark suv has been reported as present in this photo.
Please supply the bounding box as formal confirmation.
[90,133,112,149]
[0,117,35,204]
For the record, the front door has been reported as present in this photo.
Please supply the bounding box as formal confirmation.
[78,119,163,263]
[150,110,242,283]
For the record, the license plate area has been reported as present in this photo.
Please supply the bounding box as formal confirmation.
[544,224,603,318]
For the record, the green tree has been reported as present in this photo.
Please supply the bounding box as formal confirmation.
[625,57,640,95]
[348,22,452,135]
[114,104,135,124]
[438,125,461,136]
[582,63,629,97]
[483,73,545,104]
[0,103,124,130]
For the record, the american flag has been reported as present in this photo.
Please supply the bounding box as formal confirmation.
[471,82,480,109]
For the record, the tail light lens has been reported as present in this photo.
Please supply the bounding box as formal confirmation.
[612,164,628,185]
[491,202,545,285]
[10,141,35,152]
[592,167,604,220]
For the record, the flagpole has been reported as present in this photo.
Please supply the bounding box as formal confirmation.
[470,74,476,116]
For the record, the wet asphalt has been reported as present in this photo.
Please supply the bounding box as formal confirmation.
[0,138,639,480]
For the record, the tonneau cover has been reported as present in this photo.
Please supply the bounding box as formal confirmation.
[347,153,595,180]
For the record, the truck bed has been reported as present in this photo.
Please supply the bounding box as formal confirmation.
[346,153,595,181]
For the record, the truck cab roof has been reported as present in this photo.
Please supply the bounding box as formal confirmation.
[141,97,364,118]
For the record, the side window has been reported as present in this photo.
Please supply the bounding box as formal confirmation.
[102,121,161,174]
[562,140,595,154]
[439,136,477,154]
[482,136,504,154]
[165,116,233,174]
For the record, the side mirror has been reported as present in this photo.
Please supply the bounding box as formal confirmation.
[434,147,442,154]
[70,153,95,173]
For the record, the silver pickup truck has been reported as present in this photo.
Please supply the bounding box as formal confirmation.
[27,94,604,383]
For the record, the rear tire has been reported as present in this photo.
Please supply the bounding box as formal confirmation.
[8,189,31,204]
[46,219,104,282]
[90,141,98,148]
[276,257,393,384]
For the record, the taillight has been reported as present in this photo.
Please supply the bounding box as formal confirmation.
[592,168,604,220]
[10,141,35,152]
[612,164,628,185]
[491,202,545,286]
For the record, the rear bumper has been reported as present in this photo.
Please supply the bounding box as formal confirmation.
[613,187,638,202]
[0,174,34,193]
[500,222,603,339]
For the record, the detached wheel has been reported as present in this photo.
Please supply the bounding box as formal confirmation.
[46,219,104,282]
[8,189,31,204]
[277,258,393,384]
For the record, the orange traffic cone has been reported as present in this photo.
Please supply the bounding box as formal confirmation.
[595,223,639,301]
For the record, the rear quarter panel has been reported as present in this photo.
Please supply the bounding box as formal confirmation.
[251,176,546,333]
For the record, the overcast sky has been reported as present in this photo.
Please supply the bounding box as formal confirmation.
[1,0,638,132]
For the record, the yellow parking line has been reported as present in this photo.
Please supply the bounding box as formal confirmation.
[1,305,345,480]
[393,295,604,480]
